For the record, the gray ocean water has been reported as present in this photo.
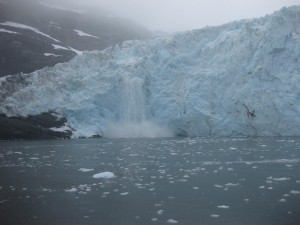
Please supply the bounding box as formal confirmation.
[0,137,300,225]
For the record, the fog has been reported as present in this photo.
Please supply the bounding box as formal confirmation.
[42,0,300,32]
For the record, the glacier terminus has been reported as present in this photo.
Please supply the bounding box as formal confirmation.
[0,6,300,138]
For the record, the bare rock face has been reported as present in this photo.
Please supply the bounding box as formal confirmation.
[0,112,72,140]
[0,0,150,77]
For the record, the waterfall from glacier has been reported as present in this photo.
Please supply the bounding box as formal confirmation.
[121,76,146,123]
[104,76,173,138]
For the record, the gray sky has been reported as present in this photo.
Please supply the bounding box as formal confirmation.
[50,0,300,32]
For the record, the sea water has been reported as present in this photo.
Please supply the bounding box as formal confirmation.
[0,137,300,225]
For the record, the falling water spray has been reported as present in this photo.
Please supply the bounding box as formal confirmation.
[104,76,173,138]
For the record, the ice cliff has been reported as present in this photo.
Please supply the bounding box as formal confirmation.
[0,6,300,138]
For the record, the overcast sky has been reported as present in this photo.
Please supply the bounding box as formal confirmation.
[51,0,300,32]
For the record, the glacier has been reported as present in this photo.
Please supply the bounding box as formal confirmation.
[0,6,300,138]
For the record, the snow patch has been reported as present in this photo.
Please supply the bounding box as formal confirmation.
[0,28,19,34]
[52,44,70,51]
[49,124,71,133]
[0,21,60,42]
[74,29,99,38]
[44,53,61,57]
[52,44,82,55]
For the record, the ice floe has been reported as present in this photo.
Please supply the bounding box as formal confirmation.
[65,187,77,192]
[92,172,115,179]
[167,219,178,224]
[79,168,94,172]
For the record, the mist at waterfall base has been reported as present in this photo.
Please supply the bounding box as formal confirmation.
[104,121,174,138]
[103,76,174,138]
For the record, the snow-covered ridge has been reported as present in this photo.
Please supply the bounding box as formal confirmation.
[1,6,300,137]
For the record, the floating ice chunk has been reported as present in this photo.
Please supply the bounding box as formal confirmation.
[14,152,22,154]
[259,186,265,189]
[65,187,77,192]
[79,168,94,172]
[29,157,39,160]
[193,187,199,190]
[279,199,287,202]
[120,192,129,196]
[78,184,91,192]
[210,214,220,218]
[290,190,300,194]
[92,172,115,179]
[217,205,230,209]
[167,219,178,224]
[225,183,239,186]
[157,210,164,215]
[214,184,223,188]
[0,200,9,204]
[273,177,290,181]
[151,218,158,222]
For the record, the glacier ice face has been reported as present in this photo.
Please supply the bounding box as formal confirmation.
[1,6,300,137]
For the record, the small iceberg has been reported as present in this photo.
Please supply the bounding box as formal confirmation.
[92,172,115,179]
